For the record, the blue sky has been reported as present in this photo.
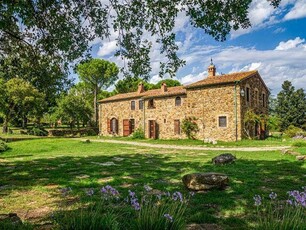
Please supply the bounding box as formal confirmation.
[89,0,306,96]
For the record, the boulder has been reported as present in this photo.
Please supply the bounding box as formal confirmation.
[296,155,306,161]
[182,173,229,191]
[212,153,236,165]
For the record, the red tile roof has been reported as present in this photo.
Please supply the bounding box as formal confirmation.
[99,86,186,103]
[185,70,258,88]
[99,70,264,103]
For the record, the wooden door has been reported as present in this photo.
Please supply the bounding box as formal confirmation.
[149,120,156,139]
[130,119,135,133]
[123,119,130,136]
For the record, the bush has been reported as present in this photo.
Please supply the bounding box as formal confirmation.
[0,140,8,153]
[131,128,145,139]
[292,141,306,147]
[27,124,48,136]
[181,117,199,139]
[253,188,306,230]
[285,125,305,138]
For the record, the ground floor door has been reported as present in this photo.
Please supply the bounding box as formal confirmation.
[123,119,135,136]
[149,120,157,139]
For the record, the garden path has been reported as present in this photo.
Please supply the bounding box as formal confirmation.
[80,139,290,152]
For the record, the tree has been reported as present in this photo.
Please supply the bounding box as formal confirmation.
[1,0,281,78]
[154,79,181,88]
[115,77,143,94]
[77,59,119,125]
[275,81,306,131]
[54,88,92,129]
[0,78,45,133]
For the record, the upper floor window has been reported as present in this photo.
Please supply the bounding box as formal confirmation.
[262,93,266,107]
[175,97,181,106]
[254,89,259,106]
[218,116,227,128]
[139,100,143,110]
[148,99,155,109]
[131,101,135,110]
[246,87,250,103]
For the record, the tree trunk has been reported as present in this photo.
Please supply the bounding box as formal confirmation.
[2,118,8,134]
[22,115,27,129]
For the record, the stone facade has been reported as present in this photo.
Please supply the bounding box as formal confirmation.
[99,65,269,141]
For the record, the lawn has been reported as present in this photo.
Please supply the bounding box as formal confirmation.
[0,139,305,229]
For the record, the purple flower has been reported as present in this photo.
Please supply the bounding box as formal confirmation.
[163,213,173,222]
[86,188,94,196]
[129,190,136,198]
[269,192,277,200]
[172,191,183,202]
[287,189,306,207]
[100,185,119,197]
[253,195,262,206]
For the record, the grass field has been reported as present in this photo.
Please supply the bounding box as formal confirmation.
[0,138,305,229]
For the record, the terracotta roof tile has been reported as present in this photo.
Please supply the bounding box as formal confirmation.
[99,86,186,103]
[185,70,258,88]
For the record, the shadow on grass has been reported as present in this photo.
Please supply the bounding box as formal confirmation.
[0,149,305,229]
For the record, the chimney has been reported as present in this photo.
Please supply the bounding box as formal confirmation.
[137,82,145,94]
[161,82,167,92]
[207,58,216,78]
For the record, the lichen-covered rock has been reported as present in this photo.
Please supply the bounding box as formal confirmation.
[182,173,229,191]
[212,153,236,165]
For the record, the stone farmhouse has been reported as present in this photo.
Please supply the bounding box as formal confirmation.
[98,62,269,141]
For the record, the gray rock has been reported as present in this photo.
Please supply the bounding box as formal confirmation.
[212,153,236,165]
[296,155,306,161]
[182,173,229,191]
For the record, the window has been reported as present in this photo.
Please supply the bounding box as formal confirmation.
[131,101,135,110]
[139,100,143,110]
[246,87,250,103]
[109,118,118,134]
[262,93,266,107]
[175,97,181,106]
[254,89,259,106]
[174,120,181,134]
[218,116,227,128]
[148,99,155,109]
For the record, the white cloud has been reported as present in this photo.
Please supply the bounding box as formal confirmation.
[97,40,117,57]
[275,37,306,50]
[284,0,306,20]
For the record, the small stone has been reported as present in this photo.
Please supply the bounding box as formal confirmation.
[182,172,229,191]
[212,153,236,165]
[296,155,306,161]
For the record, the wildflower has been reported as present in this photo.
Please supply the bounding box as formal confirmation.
[100,185,119,197]
[59,187,72,196]
[129,190,136,198]
[156,194,162,200]
[253,195,262,206]
[172,191,183,202]
[163,213,173,222]
[269,192,277,200]
[86,188,94,196]
[189,191,195,197]
[287,199,293,206]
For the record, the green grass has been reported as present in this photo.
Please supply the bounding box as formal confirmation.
[93,135,297,147]
[0,139,305,229]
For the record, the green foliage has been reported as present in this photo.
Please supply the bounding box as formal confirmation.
[154,79,181,88]
[134,197,186,230]
[0,140,8,152]
[284,125,305,138]
[181,117,199,139]
[267,115,281,132]
[54,203,120,230]
[27,124,48,136]
[1,1,280,78]
[54,87,92,129]
[292,141,306,147]
[131,128,145,139]
[115,76,143,94]
[276,81,306,131]
[0,221,34,230]
[77,59,119,124]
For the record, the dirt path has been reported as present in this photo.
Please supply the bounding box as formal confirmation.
[81,139,290,152]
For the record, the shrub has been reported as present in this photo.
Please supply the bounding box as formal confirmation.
[285,125,305,138]
[253,188,306,230]
[27,124,48,136]
[292,141,306,147]
[181,117,199,139]
[131,128,145,139]
[0,140,8,153]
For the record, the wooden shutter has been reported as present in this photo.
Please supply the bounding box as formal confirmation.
[123,119,130,136]
[107,119,111,133]
[115,118,118,134]
[174,120,180,134]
